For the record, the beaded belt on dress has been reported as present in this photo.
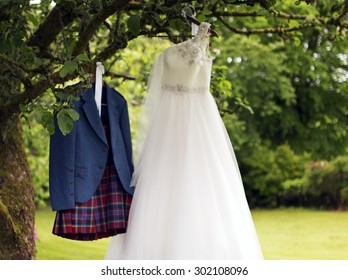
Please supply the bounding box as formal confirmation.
[162,84,208,95]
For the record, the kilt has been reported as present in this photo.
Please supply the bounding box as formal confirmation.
[52,125,133,241]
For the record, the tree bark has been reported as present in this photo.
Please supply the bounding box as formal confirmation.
[0,117,35,260]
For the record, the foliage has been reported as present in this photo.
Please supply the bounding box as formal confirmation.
[238,143,311,208]
[22,114,50,208]
[214,26,348,160]
[302,156,348,209]
[235,140,348,210]
[280,29,348,159]
[1,0,348,137]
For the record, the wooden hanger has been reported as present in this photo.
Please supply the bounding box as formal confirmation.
[185,15,219,37]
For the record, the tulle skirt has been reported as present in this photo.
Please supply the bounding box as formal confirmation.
[105,91,263,259]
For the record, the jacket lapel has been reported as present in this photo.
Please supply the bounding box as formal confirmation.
[82,86,108,145]
[106,84,122,156]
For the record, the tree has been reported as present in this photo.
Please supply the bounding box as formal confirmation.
[208,2,347,207]
[0,0,347,259]
[214,23,348,159]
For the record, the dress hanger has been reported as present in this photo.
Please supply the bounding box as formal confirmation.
[149,13,219,39]
[185,15,219,37]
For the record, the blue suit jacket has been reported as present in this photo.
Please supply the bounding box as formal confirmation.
[49,83,134,211]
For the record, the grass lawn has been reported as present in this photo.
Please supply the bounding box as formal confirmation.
[35,207,348,260]
[35,207,110,260]
[252,208,348,260]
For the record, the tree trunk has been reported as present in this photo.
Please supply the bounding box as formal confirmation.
[0,116,35,260]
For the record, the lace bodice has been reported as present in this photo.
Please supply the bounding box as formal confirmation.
[161,22,212,95]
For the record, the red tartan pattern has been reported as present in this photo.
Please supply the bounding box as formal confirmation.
[52,126,133,241]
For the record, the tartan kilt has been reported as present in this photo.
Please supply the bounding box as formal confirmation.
[52,126,133,241]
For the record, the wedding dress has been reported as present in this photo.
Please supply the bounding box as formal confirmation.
[105,22,263,260]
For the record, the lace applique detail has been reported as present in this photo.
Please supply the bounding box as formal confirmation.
[176,22,211,65]
[162,84,208,95]
[176,43,205,65]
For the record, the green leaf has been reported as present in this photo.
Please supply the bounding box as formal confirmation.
[34,107,55,135]
[169,19,186,31]
[127,14,141,36]
[294,0,301,5]
[41,111,55,135]
[294,36,301,47]
[67,95,80,102]
[33,57,43,68]
[67,40,76,58]
[54,91,69,101]
[27,13,39,26]
[66,60,78,72]
[59,61,78,78]
[66,108,79,121]
[19,104,27,113]
[59,66,68,78]
[57,109,74,135]
[201,7,212,15]
[196,14,206,22]
[73,53,89,62]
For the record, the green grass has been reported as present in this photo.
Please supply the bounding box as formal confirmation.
[252,208,348,260]
[35,207,110,260]
[35,207,348,260]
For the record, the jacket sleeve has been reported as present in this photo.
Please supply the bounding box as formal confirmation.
[49,113,77,211]
[119,100,134,175]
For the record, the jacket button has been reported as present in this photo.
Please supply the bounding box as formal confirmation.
[103,147,108,153]
[70,192,74,196]
[69,181,73,185]
[98,165,103,169]
[69,168,73,172]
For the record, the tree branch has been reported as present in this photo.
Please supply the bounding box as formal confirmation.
[17,80,50,106]
[97,25,172,62]
[105,71,136,81]
[0,53,30,73]
[71,0,129,57]
[3,1,133,119]
[223,0,259,5]
[27,1,80,51]
[272,11,309,20]
[1,53,44,74]
[7,49,137,117]
[211,10,308,20]
[218,106,239,115]
[217,16,316,35]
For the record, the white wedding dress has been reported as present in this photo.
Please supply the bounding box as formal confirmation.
[105,23,263,260]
